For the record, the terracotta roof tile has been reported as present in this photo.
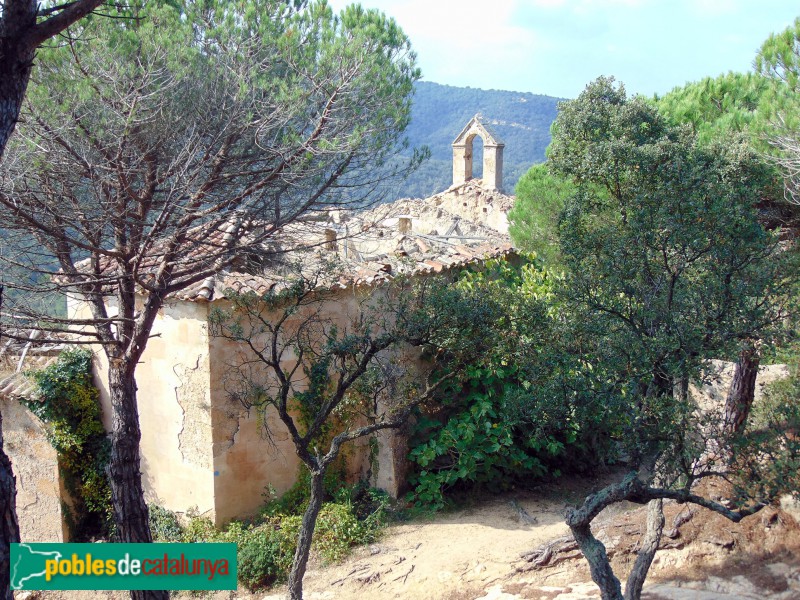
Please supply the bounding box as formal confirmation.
[72,184,517,302]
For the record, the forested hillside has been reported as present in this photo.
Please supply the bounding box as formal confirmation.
[393,82,563,199]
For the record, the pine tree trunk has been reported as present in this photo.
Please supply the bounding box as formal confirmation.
[624,499,664,600]
[0,0,37,159]
[723,344,760,436]
[0,286,21,600]
[107,362,169,600]
[0,410,21,600]
[288,470,325,600]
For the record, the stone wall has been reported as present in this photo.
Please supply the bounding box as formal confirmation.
[0,356,67,542]
[428,181,514,234]
[1,397,65,542]
[452,116,505,191]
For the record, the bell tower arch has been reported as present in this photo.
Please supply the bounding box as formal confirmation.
[452,115,504,191]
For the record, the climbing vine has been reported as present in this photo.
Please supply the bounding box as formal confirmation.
[24,348,112,539]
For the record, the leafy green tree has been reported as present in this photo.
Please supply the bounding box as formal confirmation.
[408,258,566,507]
[547,77,794,600]
[756,17,800,203]
[0,4,421,599]
[656,73,785,436]
[508,165,575,266]
[208,270,493,600]
[655,72,771,144]
[756,16,800,106]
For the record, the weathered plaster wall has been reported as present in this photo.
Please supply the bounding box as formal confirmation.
[77,298,216,519]
[208,334,305,525]
[68,285,422,525]
[372,425,407,498]
[209,298,327,524]
[0,394,65,542]
[208,290,411,524]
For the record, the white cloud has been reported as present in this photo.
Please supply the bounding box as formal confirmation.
[328,0,542,91]
[325,0,800,98]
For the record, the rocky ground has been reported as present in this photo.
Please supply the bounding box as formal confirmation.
[21,475,800,600]
[251,475,800,600]
[20,362,800,599]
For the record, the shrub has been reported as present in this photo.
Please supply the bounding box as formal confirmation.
[235,525,285,589]
[148,505,183,542]
[24,348,112,538]
[313,503,367,563]
[261,464,348,517]
[181,509,219,543]
[339,481,391,527]
[406,258,591,509]
[148,480,389,591]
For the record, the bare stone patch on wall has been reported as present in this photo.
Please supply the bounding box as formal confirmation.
[174,354,213,470]
[1,394,65,542]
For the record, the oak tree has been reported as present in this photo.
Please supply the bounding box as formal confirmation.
[546,77,793,600]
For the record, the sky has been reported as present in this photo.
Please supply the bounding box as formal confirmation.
[326,0,799,99]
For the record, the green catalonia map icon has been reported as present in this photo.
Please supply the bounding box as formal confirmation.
[10,543,63,590]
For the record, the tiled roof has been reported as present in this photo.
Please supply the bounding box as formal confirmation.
[172,186,515,301]
[0,333,67,400]
[73,183,517,303]
[0,359,55,401]
[174,239,514,302]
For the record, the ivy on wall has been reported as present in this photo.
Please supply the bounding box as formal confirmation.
[24,348,112,539]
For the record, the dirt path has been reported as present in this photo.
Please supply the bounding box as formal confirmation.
[260,477,651,600]
[258,483,800,600]
[289,494,571,600]
[28,479,800,600]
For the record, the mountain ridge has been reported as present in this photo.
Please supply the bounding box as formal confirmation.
[391,81,565,199]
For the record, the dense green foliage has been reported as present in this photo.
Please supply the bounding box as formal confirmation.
[389,82,561,199]
[24,349,111,538]
[505,75,799,600]
[656,72,771,144]
[757,16,800,92]
[407,258,607,508]
[655,18,800,145]
[465,76,794,523]
[149,477,390,590]
[550,75,793,479]
[756,17,800,130]
[507,163,575,266]
[654,20,800,212]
